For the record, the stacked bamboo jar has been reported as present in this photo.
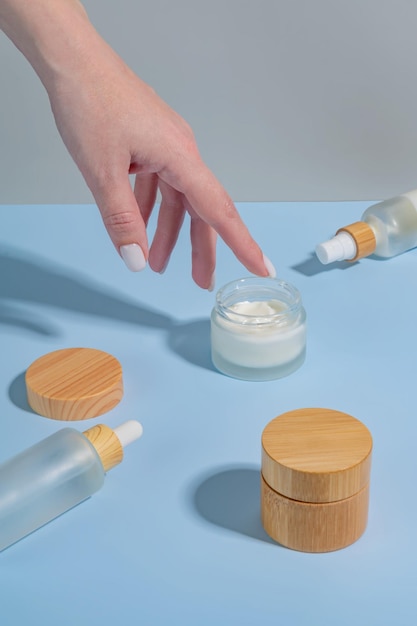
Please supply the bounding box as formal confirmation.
[261,408,373,552]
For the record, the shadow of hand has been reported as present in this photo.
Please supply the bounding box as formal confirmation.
[2,249,217,412]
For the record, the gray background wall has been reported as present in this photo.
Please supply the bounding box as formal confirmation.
[1,0,417,203]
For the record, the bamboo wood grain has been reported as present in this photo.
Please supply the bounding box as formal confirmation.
[25,348,123,420]
[261,474,370,553]
[337,221,376,261]
[261,408,372,503]
[83,424,124,472]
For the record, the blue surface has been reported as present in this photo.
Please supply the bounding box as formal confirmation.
[1,202,416,625]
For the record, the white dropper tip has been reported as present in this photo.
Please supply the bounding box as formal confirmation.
[114,420,143,448]
[315,231,357,265]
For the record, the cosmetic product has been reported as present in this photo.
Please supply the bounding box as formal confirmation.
[0,421,142,551]
[316,189,417,264]
[261,408,372,552]
[25,347,123,420]
[211,277,306,381]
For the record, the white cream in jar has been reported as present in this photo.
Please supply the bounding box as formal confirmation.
[210,277,306,381]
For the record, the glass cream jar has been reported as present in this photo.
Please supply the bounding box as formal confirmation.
[210,277,306,381]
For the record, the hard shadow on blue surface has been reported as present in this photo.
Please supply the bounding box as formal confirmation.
[8,372,36,414]
[0,251,172,330]
[191,466,277,545]
[292,252,355,276]
[0,301,60,336]
[0,250,215,381]
[168,319,215,372]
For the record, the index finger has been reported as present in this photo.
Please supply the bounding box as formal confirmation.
[162,160,275,278]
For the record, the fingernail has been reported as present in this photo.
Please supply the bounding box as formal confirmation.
[263,254,276,278]
[120,244,147,272]
[208,273,216,292]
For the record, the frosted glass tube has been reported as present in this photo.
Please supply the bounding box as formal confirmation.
[0,429,104,551]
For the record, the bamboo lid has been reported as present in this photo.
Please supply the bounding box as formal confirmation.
[83,421,143,472]
[336,221,376,261]
[25,348,123,421]
[261,408,372,503]
[83,424,124,472]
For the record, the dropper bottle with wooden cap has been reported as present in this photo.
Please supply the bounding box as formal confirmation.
[315,189,417,264]
[0,420,143,551]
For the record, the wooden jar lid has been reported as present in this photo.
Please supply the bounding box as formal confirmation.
[25,348,123,421]
[261,408,373,503]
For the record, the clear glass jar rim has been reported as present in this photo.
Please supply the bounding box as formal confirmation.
[214,277,303,324]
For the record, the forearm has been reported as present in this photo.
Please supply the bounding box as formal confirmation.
[0,0,101,91]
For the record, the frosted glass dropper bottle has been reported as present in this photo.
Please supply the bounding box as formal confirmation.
[315,189,417,264]
[0,420,143,551]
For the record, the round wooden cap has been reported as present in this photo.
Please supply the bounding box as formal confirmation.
[261,408,372,503]
[337,221,376,261]
[83,424,124,472]
[25,348,123,421]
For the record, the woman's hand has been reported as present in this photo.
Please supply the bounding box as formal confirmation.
[0,0,276,288]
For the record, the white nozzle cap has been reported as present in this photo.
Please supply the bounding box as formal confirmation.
[114,420,143,448]
[315,231,357,264]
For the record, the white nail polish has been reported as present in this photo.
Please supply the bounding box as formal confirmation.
[120,244,146,272]
[263,254,277,278]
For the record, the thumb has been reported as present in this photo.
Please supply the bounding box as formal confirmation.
[93,176,149,272]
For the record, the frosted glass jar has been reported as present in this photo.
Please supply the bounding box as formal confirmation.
[210,277,306,381]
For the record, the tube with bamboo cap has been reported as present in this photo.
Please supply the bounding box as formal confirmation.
[0,420,143,552]
[315,190,417,264]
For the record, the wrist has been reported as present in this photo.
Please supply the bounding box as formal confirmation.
[0,0,98,91]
